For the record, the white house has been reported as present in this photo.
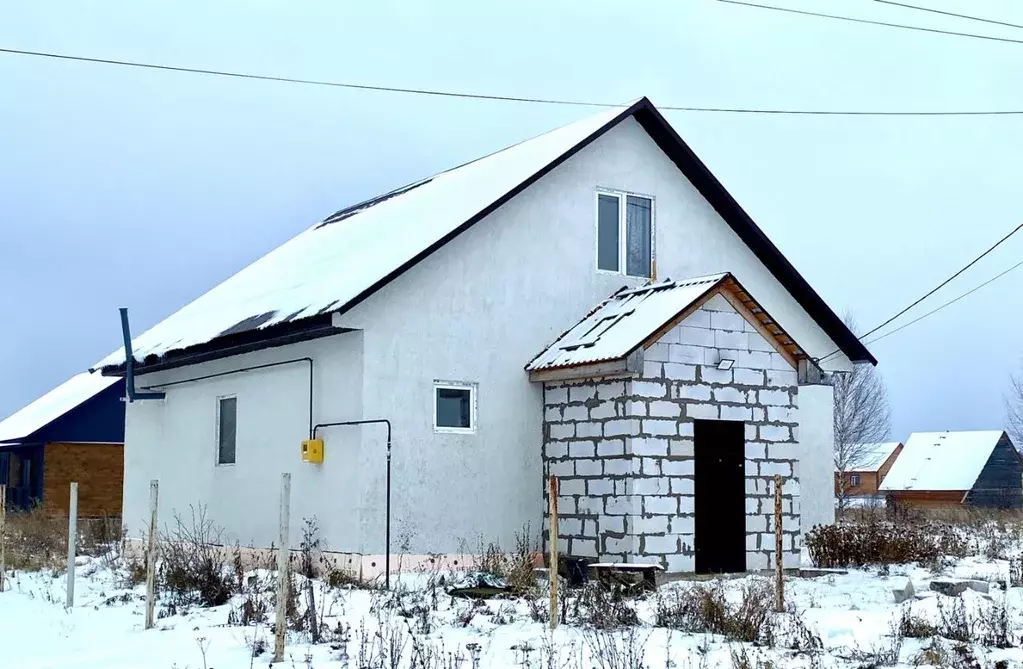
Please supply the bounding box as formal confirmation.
[96,98,874,577]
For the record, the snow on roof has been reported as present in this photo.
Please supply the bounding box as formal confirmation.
[94,104,629,370]
[527,274,728,371]
[878,431,1006,492]
[0,372,118,444]
[836,442,902,473]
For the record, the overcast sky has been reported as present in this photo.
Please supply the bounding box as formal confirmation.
[2,0,1022,440]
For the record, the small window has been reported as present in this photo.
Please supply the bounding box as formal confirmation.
[217,396,237,465]
[849,473,860,487]
[596,190,653,278]
[434,383,475,433]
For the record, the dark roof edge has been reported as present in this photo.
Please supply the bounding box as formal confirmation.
[630,103,874,365]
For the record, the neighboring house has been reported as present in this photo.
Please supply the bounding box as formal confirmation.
[0,373,125,515]
[97,98,874,575]
[834,441,903,500]
[880,431,1023,510]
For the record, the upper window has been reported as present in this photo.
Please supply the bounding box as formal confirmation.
[849,473,860,487]
[216,396,237,465]
[434,382,476,433]
[596,190,653,278]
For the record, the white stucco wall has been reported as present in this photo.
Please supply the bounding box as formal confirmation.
[122,332,365,550]
[123,116,849,556]
[333,117,850,554]
[796,384,836,530]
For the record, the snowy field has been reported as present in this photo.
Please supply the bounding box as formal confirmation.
[2,530,1022,668]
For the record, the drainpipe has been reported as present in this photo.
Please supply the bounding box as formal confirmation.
[312,419,392,589]
[119,308,165,402]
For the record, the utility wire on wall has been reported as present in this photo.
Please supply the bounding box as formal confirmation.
[5,46,1023,117]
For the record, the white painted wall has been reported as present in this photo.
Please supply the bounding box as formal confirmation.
[335,118,850,553]
[124,117,850,555]
[122,332,365,550]
[796,384,836,530]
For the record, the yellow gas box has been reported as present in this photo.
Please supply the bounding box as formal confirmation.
[301,438,324,464]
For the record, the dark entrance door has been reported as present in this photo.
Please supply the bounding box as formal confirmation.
[694,420,746,573]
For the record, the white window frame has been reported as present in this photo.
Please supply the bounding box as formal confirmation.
[433,382,477,434]
[849,473,860,487]
[594,188,655,278]
[215,394,238,466]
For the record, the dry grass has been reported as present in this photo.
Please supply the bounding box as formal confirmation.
[2,508,121,572]
[806,519,968,568]
[655,580,775,643]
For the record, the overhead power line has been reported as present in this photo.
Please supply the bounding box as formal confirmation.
[873,1,1023,31]
[821,220,1023,361]
[5,46,1023,117]
[718,0,1023,45]
[864,258,1023,347]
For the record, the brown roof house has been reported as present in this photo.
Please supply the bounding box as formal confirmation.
[834,441,903,508]
[879,431,1023,510]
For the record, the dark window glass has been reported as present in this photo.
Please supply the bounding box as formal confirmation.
[625,195,652,278]
[218,397,237,464]
[436,387,471,429]
[597,194,620,271]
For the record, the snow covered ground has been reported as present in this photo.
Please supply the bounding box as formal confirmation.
[2,547,1022,668]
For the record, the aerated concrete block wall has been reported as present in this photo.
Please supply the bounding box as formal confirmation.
[541,293,801,572]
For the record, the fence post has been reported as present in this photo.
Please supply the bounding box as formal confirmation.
[66,482,79,609]
[145,479,159,630]
[274,473,292,663]
[773,474,784,612]
[548,476,559,630]
[0,483,6,593]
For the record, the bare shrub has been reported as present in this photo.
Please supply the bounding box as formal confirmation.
[474,525,537,593]
[4,508,66,572]
[1009,557,1023,588]
[911,637,981,669]
[78,515,122,556]
[898,606,938,639]
[583,627,647,669]
[805,521,967,568]
[655,581,773,643]
[898,598,1015,649]
[159,505,235,608]
[571,582,639,629]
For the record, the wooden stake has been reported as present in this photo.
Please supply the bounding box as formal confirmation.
[773,474,784,613]
[0,483,6,594]
[66,482,78,609]
[145,479,159,630]
[274,473,292,663]
[548,476,559,630]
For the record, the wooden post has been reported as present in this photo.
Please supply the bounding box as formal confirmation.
[773,474,784,612]
[145,480,159,630]
[66,482,78,609]
[548,476,559,630]
[274,473,292,663]
[0,483,6,594]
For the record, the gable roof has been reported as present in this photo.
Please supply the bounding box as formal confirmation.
[836,442,903,473]
[0,372,119,444]
[879,431,1008,492]
[527,272,807,374]
[96,97,873,373]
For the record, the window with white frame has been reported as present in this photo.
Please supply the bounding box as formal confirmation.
[849,473,860,487]
[434,382,476,432]
[216,396,237,465]
[596,190,653,278]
